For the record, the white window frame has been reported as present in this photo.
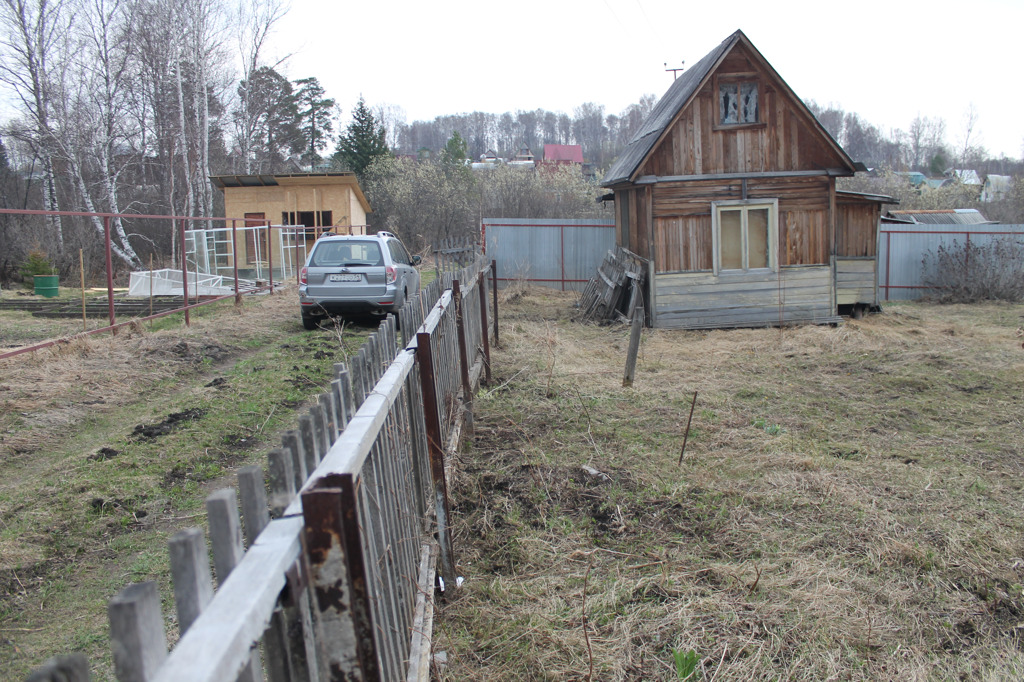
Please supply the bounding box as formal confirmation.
[711,199,778,275]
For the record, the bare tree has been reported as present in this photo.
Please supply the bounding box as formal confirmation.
[0,0,71,248]
[234,0,288,173]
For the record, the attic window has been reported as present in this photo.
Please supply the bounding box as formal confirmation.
[718,81,758,125]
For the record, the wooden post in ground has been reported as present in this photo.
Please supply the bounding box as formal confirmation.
[206,489,263,682]
[108,581,167,682]
[168,528,213,635]
[623,306,644,388]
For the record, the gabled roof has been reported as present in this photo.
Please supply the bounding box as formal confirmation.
[602,30,857,187]
[543,144,584,163]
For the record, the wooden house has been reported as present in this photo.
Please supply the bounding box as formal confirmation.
[602,30,891,329]
[211,172,372,275]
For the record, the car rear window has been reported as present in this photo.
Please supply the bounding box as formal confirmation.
[310,241,383,267]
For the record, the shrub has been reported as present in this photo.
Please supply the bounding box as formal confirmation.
[921,236,1024,303]
[19,249,55,279]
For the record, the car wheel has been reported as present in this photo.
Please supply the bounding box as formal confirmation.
[301,314,318,330]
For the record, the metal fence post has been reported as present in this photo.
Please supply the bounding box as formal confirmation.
[301,475,380,681]
[179,218,190,326]
[491,259,499,347]
[478,265,492,385]
[451,280,473,398]
[415,331,456,586]
[104,216,115,328]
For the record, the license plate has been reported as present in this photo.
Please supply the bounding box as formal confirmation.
[329,274,361,282]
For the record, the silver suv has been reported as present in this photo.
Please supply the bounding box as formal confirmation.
[299,231,421,329]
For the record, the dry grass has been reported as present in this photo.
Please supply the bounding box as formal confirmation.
[0,289,373,679]
[435,289,1024,681]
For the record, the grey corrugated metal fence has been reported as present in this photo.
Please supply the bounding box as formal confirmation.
[879,223,1024,300]
[482,218,615,292]
[32,255,496,682]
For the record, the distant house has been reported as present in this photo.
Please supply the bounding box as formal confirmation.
[211,172,371,274]
[948,169,982,187]
[508,147,536,168]
[471,150,505,171]
[981,174,1012,203]
[542,144,584,165]
[601,30,891,329]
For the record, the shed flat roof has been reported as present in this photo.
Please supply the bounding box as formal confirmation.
[210,172,371,212]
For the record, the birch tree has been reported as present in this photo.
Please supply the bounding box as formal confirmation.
[0,0,70,249]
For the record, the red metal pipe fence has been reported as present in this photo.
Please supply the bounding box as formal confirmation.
[0,208,288,360]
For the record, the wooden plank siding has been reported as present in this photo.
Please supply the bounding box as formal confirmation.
[654,266,836,329]
[836,200,881,257]
[639,45,848,179]
[836,258,877,305]
[650,175,831,274]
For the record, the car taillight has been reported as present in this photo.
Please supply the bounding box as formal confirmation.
[386,265,397,284]
[299,266,307,285]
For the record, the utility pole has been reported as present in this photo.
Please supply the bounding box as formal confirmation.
[664,61,685,80]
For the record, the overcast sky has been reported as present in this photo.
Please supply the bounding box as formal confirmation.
[267,0,1023,161]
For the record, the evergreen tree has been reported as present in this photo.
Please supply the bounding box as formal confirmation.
[333,96,390,178]
[294,77,336,168]
[237,67,303,172]
[440,131,468,166]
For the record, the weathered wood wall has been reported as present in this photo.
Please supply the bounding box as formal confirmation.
[649,175,831,274]
[836,198,881,258]
[639,45,847,177]
[836,258,877,306]
[653,265,836,329]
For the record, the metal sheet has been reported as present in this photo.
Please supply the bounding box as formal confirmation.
[483,218,615,292]
[878,224,1024,300]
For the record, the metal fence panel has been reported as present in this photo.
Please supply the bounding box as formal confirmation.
[879,223,1024,300]
[483,218,615,292]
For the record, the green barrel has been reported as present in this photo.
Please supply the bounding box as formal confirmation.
[34,275,59,298]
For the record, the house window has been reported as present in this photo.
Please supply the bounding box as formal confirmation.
[712,200,777,274]
[718,81,758,125]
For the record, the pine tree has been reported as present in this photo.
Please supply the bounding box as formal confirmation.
[333,97,391,178]
[294,77,335,169]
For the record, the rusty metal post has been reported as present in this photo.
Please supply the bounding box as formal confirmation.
[452,280,472,401]
[452,279,474,440]
[104,216,115,328]
[232,219,241,306]
[415,331,456,586]
[491,259,499,347]
[301,474,379,681]
[179,218,190,326]
[267,221,274,295]
[478,266,492,385]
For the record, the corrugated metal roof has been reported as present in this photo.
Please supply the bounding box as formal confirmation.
[886,209,992,225]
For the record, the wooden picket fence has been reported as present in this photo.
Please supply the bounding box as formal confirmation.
[29,255,498,682]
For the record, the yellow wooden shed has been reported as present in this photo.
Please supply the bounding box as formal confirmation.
[210,172,372,277]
